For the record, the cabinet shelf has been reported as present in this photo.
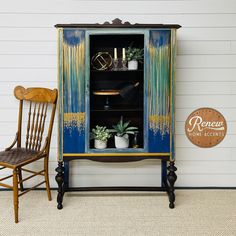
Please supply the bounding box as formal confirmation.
[89,148,144,153]
[91,108,143,112]
[90,69,143,73]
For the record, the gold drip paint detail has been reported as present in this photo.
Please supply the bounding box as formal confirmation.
[64,112,85,132]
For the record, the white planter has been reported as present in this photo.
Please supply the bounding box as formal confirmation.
[115,134,129,149]
[128,60,138,70]
[94,139,107,149]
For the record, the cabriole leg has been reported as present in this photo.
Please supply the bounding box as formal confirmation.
[167,161,177,209]
[55,162,64,210]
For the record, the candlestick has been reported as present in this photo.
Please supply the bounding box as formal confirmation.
[114,48,117,60]
[122,48,126,60]
[121,58,127,71]
[112,58,119,71]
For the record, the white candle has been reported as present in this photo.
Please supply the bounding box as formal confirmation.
[122,48,126,60]
[114,48,117,60]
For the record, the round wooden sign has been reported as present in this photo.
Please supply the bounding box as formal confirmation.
[185,108,227,148]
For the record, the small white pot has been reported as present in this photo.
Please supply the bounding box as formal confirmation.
[115,134,129,149]
[128,60,138,70]
[94,139,107,149]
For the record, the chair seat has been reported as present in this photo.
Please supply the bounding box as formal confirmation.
[0,148,41,167]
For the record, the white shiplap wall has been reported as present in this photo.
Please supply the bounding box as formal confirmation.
[0,0,236,188]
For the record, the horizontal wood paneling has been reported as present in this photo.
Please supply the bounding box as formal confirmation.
[0,120,235,136]
[0,68,235,83]
[0,133,235,150]
[0,55,56,68]
[177,55,236,68]
[0,42,56,55]
[0,68,56,82]
[1,28,236,42]
[231,41,236,53]
[1,173,236,188]
[0,0,236,14]
[1,94,235,109]
[178,41,233,55]
[2,40,236,55]
[176,148,236,161]
[176,82,236,95]
[176,134,235,148]
[176,68,236,82]
[176,95,236,108]
[1,14,236,28]
[0,0,235,188]
[0,107,235,122]
[1,54,236,69]
[2,159,236,177]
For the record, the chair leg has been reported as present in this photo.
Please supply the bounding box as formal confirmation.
[44,156,52,201]
[18,168,24,192]
[13,169,19,223]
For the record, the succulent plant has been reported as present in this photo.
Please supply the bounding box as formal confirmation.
[91,125,112,142]
[110,116,138,137]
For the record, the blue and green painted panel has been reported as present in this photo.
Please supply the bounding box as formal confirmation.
[147,30,171,153]
[60,29,86,153]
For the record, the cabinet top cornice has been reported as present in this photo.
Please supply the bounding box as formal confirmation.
[55,18,181,29]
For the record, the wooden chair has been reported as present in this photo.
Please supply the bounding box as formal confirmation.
[0,86,58,223]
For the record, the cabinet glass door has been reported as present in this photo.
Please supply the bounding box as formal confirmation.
[88,32,146,152]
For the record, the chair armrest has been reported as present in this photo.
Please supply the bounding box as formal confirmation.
[5,132,18,151]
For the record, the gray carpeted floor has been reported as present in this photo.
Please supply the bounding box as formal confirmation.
[0,190,236,236]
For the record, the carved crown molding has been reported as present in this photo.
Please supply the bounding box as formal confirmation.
[102,18,131,26]
[55,19,181,29]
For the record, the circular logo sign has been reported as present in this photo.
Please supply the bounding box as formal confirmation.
[185,108,227,148]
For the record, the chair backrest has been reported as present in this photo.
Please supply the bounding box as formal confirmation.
[14,86,58,154]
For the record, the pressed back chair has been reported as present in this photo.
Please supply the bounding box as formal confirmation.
[0,86,58,223]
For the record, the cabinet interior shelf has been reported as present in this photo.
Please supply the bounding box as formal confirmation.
[90,108,143,112]
[89,148,144,152]
[91,69,143,73]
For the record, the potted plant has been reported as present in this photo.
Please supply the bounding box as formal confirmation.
[126,46,143,70]
[110,116,138,149]
[91,125,112,149]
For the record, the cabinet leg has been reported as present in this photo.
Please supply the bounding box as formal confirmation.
[161,160,167,187]
[55,162,65,210]
[64,161,69,190]
[167,161,177,209]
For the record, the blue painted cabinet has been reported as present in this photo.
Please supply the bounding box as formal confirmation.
[58,27,178,160]
[55,20,181,209]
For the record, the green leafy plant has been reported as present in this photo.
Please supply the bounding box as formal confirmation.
[91,125,112,142]
[110,116,138,137]
[126,47,144,62]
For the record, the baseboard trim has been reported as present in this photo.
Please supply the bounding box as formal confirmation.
[0,186,236,191]
[176,187,236,190]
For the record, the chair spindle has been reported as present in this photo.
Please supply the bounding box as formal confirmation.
[31,103,41,151]
[37,103,48,151]
[25,102,32,149]
[28,103,37,150]
[35,103,45,151]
